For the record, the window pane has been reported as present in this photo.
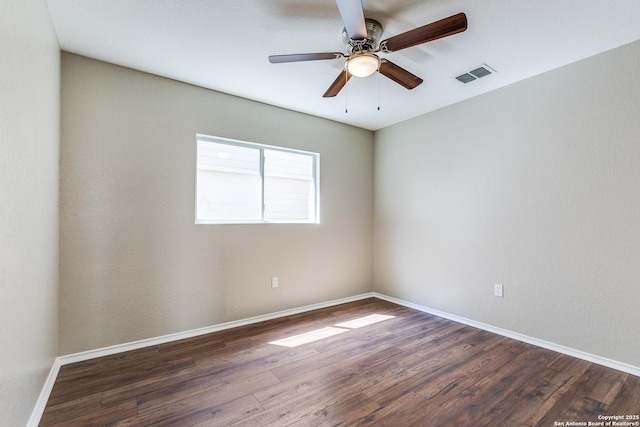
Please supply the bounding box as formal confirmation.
[196,141,261,221]
[264,149,316,222]
[195,135,319,224]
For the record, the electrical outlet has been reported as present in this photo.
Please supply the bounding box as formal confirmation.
[494,284,503,297]
[271,277,279,288]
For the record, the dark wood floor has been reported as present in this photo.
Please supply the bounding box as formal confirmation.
[41,298,640,426]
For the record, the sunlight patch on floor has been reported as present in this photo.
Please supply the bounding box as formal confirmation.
[335,314,395,329]
[269,327,348,347]
[269,314,396,347]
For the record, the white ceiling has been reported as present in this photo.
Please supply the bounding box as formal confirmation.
[46,0,640,131]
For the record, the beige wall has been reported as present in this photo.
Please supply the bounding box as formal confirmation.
[59,53,374,354]
[0,0,60,425]
[374,40,640,367]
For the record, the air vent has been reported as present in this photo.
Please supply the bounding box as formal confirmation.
[455,64,495,83]
[455,73,476,84]
[470,66,491,78]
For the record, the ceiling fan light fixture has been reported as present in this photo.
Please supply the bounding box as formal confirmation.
[347,53,380,77]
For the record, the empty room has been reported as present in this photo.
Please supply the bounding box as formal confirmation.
[2,0,640,426]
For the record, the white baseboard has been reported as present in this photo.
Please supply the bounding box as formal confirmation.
[27,358,62,427]
[26,292,374,426]
[373,292,640,378]
[28,291,639,426]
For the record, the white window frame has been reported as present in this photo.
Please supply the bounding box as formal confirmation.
[195,134,320,225]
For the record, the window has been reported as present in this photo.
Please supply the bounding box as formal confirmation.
[196,134,319,224]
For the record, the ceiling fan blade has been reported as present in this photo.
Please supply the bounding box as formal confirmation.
[323,69,352,97]
[269,52,345,63]
[378,60,423,89]
[336,0,367,40]
[380,12,467,52]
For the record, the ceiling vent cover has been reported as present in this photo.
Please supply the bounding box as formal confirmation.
[455,64,495,83]
[455,73,476,83]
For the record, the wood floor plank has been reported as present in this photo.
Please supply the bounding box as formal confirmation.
[286,392,380,427]
[102,342,316,408]
[268,327,397,382]
[44,399,137,427]
[39,298,640,426]
[156,335,227,356]
[254,346,405,410]
[46,354,196,407]
[536,364,630,426]
[39,392,103,426]
[412,346,561,426]
[356,340,519,425]
[228,374,382,427]
[361,335,509,408]
[106,370,278,426]
[606,373,640,414]
[481,355,592,426]
[112,394,264,427]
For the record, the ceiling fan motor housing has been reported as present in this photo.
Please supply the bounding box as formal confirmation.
[343,18,383,54]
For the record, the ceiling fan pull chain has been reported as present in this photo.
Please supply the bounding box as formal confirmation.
[345,72,349,113]
[377,72,381,111]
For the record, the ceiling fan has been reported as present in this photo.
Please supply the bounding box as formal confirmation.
[268,0,468,98]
